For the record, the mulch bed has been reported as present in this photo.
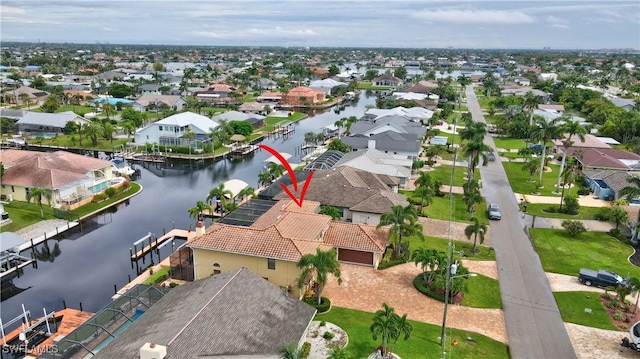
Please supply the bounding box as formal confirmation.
[600,293,640,331]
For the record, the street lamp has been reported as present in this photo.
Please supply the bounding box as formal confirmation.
[440,242,477,359]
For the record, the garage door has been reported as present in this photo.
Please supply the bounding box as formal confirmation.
[338,249,373,266]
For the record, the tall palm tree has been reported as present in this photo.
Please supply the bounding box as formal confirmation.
[26,187,53,219]
[414,171,436,190]
[522,155,540,183]
[187,200,212,221]
[462,183,482,215]
[619,176,640,203]
[18,93,30,109]
[523,91,543,126]
[465,217,487,253]
[207,183,233,212]
[411,247,446,286]
[84,121,102,146]
[462,139,492,181]
[377,204,424,259]
[390,313,413,354]
[370,303,400,358]
[210,119,233,145]
[266,163,285,182]
[258,171,273,187]
[297,248,342,306]
[530,116,562,188]
[414,185,433,212]
[102,121,116,144]
[555,120,587,193]
[558,157,580,211]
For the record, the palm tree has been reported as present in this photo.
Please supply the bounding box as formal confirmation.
[628,277,640,314]
[390,313,413,354]
[619,176,640,203]
[120,120,136,142]
[462,183,482,215]
[279,343,301,359]
[102,121,116,144]
[555,120,587,193]
[210,119,233,145]
[370,303,400,358]
[319,205,341,220]
[182,127,196,153]
[414,171,436,190]
[558,157,580,211]
[377,204,424,259]
[522,155,540,183]
[34,240,62,263]
[207,183,233,213]
[297,248,342,306]
[84,121,102,146]
[102,103,114,120]
[461,139,492,181]
[530,116,562,188]
[610,206,630,230]
[26,187,53,219]
[411,247,446,286]
[465,217,487,253]
[188,200,212,221]
[414,185,433,212]
[236,186,255,201]
[523,91,543,126]
[327,344,349,359]
[18,93,30,109]
[258,171,273,187]
[266,162,285,182]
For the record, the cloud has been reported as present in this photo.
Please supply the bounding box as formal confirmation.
[0,5,25,15]
[411,8,535,24]
[103,27,118,32]
[190,30,222,39]
[1,16,61,24]
[551,24,570,29]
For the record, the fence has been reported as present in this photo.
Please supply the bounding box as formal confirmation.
[53,208,80,222]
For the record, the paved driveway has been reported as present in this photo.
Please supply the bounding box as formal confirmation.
[322,262,507,343]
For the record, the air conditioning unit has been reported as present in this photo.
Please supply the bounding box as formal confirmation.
[140,343,167,359]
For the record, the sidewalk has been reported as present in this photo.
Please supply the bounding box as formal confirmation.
[515,193,612,207]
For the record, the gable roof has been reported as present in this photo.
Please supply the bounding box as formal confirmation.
[153,111,219,132]
[93,268,316,359]
[570,147,640,170]
[309,78,347,88]
[335,150,412,179]
[583,169,634,194]
[553,133,611,149]
[0,150,113,189]
[211,110,265,122]
[324,221,388,252]
[350,114,427,138]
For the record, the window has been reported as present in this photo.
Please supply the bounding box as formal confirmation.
[213,263,221,275]
[159,126,163,131]
[267,258,276,270]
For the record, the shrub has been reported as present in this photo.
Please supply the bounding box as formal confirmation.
[377,259,406,270]
[299,342,311,359]
[602,292,613,301]
[561,220,586,236]
[413,274,453,304]
[320,321,326,327]
[595,207,612,221]
[104,187,116,198]
[323,331,335,340]
[304,297,331,313]
[563,195,580,214]
[545,206,558,214]
[615,310,624,321]
[607,300,620,309]
[169,282,178,288]
[577,188,591,196]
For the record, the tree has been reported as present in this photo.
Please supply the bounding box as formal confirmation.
[18,93,30,109]
[414,185,433,211]
[619,176,640,203]
[628,277,640,313]
[555,120,587,193]
[610,205,630,230]
[120,120,136,142]
[210,119,233,145]
[107,83,132,98]
[266,162,285,182]
[327,139,350,153]
[377,204,424,260]
[297,248,342,306]
[84,121,102,146]
[394,66,407,80]
[182,127,196,152]
[102,103,114,120]
[327,344,349,359]
[411,247,446,286]
[370,303,399,358]
[102,121,116,144]
[187,200,212,221]
[390,313,413,354]
[41,97,60,113]
[319,205,341,220]
[228,120,253,137]
[258,171,273,187]
[464,217,487,253]
[207,183,233,212]
[523,91,543,126]
[26,187,53,219]
[561,220,586,236]
[457,74,471,92]
[462,180,482,214]
[530,116,562,188]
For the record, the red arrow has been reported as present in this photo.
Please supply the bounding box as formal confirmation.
[258,144,314,207]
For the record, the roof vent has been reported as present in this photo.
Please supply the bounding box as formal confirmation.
[140,343,167,359]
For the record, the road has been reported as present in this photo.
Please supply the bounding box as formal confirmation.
[466,86,577,359]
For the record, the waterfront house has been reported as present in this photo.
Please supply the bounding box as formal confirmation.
[281,86,326,106]
[211,110,266,128]
[134,111,218,146]
[16,111,88,135]
[342,131,421,160]
[0,149,114,209]
[372,74,403,87]
[13,86,50,106]
[131,94,187,112]
[185,199,389,295]
[309,78,348,95]
[93,268,316,359]
[349,114,427,138]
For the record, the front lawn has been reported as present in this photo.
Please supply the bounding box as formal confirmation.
[1,201,56,233]
[461,274,502,309]
[492,137,526,150]
[316,306,510,359]
[530,228,640,279]
[407,235,496,261]
[502,161,562,197]
[523,203,602,220]
[420,194,488,225]
[554,291,617,330]
[426,164,479,187]
[33,135,129,151]
[437,130,462,146]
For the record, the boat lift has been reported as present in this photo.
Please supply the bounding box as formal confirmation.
[1,232,36,280]
[0,305,55,347]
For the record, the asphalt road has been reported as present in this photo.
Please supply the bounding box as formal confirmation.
[466,86,577,359]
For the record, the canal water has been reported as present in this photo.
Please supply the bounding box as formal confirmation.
[0,92,378,323]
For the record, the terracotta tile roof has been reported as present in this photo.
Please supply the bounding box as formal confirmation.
[287,86,319,95]
[0,150,112,189]
[251,199,320,229]
[324,222,389,252]
[553,134,611,149]
[275,212,330,240]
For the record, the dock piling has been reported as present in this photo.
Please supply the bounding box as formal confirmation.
[79,302,83,312]
[114,285,117,294]
[128,274,131,283]
[62,300,67,309]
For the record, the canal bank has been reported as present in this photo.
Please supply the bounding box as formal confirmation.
[0,92,378,325]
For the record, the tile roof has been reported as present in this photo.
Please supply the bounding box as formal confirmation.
[135,94,184,107]
[324,222,388,252]
[569,147,640,170]
[0,150,113,189]
[553,134,611,149]
[93,268,316,359]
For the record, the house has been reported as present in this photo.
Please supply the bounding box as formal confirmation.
[281,86,326,106]
[13,86,49,106]
[310,67,330,79]
[195,84,237,103]
[538,104,565,113]
[136,83,162,95]
[349,114,427,138]
[0,149,114,210]
[93,267,316,359]
[16,111,88,135]
[334,150,412,187]
[211,110,266,128]
[582,169,636,201]
[132,94,187,112]
[342,131,421,160]
[271,166,409,224]
[364,106,434,124]
[257,91,283,103]
[567,147,640,171]
[188,199,389,289]
[238,101,270,115]
[552,133,611,152]
[309,78,348,95]
[609,97,636,111]
[134,111,218,146]
[372,74,403,87]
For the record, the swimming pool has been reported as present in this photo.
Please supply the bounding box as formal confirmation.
[83,308,145,358]
[29,132,56,139]
[92,98,134,105]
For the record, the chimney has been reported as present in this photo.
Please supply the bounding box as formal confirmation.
[140,343,167,359]
[367,139,376,150]
[195,220,206,237]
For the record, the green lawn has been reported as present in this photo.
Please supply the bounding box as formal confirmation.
[420,194,488,225]
[71,182,142,218]
[523,203,602,220]
[1,201,57,233]
[553,291,617,330]
[357,83,392,90]
[492,137,526,150]
[33,135,129,151]
[530,228,640,279]
[502,161,562,197]
[461,274,502,309]
[407,235,496,261]
[426,164,479,187]
[316,307,510,359]
[437,130,462,146]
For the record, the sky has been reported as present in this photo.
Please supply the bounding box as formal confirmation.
[1,1,639,50]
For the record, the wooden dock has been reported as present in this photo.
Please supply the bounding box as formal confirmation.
[229,144,259,156]
[130,229,196,261]
[201,209,223,218]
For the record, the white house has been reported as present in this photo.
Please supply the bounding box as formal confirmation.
[134,111,218,146]
[334,149,412,188]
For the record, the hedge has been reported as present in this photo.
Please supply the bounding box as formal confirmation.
[413,274,453,304]
[300,342,311,358]
[304,296,331,313]
[378,259,406,270]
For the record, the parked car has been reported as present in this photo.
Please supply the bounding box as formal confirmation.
[578,268,628,288]
[488,203,501,220]
[486,152,496,161]
[529,143,550,151]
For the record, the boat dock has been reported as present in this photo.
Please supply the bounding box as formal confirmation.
[229,144,259,157]
[130,229,196,261]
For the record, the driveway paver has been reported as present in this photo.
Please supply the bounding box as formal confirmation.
[322,263,507,343]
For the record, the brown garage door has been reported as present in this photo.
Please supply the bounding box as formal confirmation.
[338,249,373,266]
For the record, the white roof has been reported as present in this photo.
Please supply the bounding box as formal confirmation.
[211,111,265,122]
[365,106,434,120]
[222,179,249,198]
[156,112,219,132]
[392,92,428,100]
[17,111,86,128]
[596,137,621,145]
[264,152,292,164]
[309,78,347,88]
[335,149,412,179]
